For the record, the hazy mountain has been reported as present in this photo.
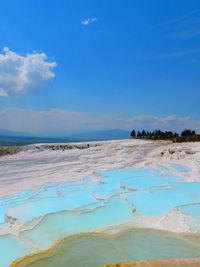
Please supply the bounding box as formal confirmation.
[66,129,130,141]
[0,128,35,137]
[0,128,130,145]
[0,129,68,146]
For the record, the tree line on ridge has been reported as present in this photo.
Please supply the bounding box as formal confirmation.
[130,129,200,142]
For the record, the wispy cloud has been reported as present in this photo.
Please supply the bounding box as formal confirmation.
[81,17,98,26]
[126,114,194,132]
[0,108,199,133]
[152,9,200,29]
[147,48,200,60]
[152,9,200,38]
[0,47,57,97]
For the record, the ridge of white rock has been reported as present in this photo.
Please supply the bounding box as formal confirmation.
[1,139,200,197]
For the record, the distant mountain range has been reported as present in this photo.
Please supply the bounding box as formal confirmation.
[0,128,130,146]
[0,128,35,137]
[66,129,130,141]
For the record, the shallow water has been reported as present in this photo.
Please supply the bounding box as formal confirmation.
[14,229,200,267]
[20,197,133,249]
[170,163,191,172]
[1,166,200,266]
[0,235,33,267]
[126,182,200,216]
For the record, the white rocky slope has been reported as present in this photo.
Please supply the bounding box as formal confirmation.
[1,139,200,197]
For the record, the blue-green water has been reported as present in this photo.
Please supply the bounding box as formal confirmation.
[13,230,200,267]
[1,167,200,267]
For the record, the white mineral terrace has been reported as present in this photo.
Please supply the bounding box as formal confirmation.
[1,139,200,266]
[1,139,200,197]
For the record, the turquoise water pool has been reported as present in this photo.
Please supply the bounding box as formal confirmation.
[1,166,200,266]
[16,229,200,267]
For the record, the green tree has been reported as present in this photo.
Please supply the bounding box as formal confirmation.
[181,129,192,137]
[130,129,136,138]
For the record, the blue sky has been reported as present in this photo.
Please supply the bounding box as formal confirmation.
[0,0,200,133]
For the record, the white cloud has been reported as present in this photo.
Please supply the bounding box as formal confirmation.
[0,88,7,96]
[81,17,98,26]
[0,108,199,134]
[126,114,195,132]
[0,47,57,96]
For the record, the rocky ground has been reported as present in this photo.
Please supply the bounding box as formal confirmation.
[105,258,200,267]
[0,146,22,157]
[1,139,200,197]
